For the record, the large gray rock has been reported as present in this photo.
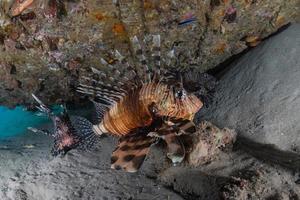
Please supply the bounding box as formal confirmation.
[200,23,300,151]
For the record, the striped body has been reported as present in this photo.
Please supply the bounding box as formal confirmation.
[76,34,215,172]
[94,82,203,136]
[31,34,215,172]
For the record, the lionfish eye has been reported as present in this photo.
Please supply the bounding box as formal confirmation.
[175,89,186,99]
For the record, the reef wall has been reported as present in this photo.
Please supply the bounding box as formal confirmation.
[0,0,299,107]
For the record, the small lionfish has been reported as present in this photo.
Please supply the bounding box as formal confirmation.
[29,94,96,156]
[32,35,216,172]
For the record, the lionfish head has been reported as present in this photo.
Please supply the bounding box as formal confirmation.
[157,86,203,120]
[176,91,203,120]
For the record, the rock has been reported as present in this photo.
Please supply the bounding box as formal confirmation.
[0,0,299,107]
[159,167,228,200]
[200,23,300,151]
[186,121,236,167]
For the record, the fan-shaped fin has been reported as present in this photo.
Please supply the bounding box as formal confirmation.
[132,36,151,82]
[32,94,53,117]
[115,50,138,81]
[91,100,108,124]
[147,118,189,164]
[166,117,197,135]
[164,134,185,164]
[76,65,128,105]
[76,85,117,105]
[77,83,124,101]
[70,116,100,150]
[152,35,161,76]
[148,128,186,164]
[114,50,141,89]
[100,58,122,85]
[28,127,52,136]
[111,133,156,172]
[165,49,175,68]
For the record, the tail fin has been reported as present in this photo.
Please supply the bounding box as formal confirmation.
[69,116,100,151]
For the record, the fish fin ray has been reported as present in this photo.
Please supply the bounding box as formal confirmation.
[69,116,100,150]
[111,134,156,172]
[132,36,151,82]
[152,35,161,77]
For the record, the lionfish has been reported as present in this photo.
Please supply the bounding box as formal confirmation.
[31,35,216,172]
[29,94,95,156]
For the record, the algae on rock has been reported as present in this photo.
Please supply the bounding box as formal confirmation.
[0,0,299,107]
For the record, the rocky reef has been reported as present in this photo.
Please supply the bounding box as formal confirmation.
[0,0,299,107]
[1,1,300,199]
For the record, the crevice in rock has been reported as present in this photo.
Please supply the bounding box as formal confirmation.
[208,23,291,79]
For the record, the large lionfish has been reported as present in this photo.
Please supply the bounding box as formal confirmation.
[32,35,216,172]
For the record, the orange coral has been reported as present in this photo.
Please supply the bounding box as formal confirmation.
[213,42,227,54]
[275,15,286,28]
[112,23,126,35]
[93,12,106,21]
[245,35,261,47]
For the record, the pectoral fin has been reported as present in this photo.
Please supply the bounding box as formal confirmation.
[152,117,195,164]
[165,118,197,135]
[164,133,185,164]
[111,134,156,173]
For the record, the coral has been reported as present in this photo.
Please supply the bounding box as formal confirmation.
[186,121,237,166]
[0,0,299,107]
